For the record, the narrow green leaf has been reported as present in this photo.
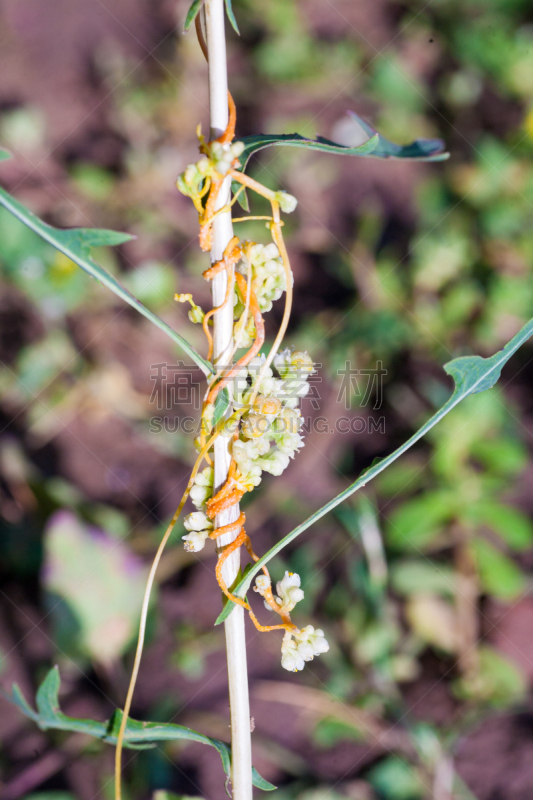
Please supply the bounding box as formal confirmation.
[232,180,250,212]
[252,768,276,791]
[9,668,275,789]
[184,0,205,31]
[236,132,380,173]
[10,683,39,721]
[36,666,61,722]
[346,111,448,161]
[217,317,533,623]
[225,0,240,34]
[235,112,448,174]
[0,167,213,375]
[213,387,231,427]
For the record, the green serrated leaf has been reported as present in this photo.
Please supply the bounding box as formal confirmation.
[0,175,213,375]
[9,668,275,790]
[213,387,231,427]
[235,112,448,174]
[224,0,240,34]
[184,0,205,31]
[217,317,533,623]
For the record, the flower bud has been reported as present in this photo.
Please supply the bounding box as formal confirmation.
[294,625,330,658]
[182,528,210,552]
[254,575,271,596]
[275,190,298,213]
[253,395,282,417]
[184,511,213,532]
[190,484,210,509]
[195,467,214,488]
[275,571,304,611]
[259,450,290,476]
[281,632,305,672]
[242,413,271,439]
[290,351,314,375]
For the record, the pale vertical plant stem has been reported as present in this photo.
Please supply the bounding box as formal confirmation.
[204,2,253,798]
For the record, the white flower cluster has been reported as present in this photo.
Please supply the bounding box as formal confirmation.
[255,571,304,612]
[182,510,213,552]
[231,351,314,489]
[189,467,214,510]
[237,243,290,314]
[255,571,329,671]
[209,140,245,176]
[281,626,330,672]
[182,468,214,552]
[176,141,245,199]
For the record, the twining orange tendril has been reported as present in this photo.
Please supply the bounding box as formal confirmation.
[217,92,236,145]
[201,236,242,361]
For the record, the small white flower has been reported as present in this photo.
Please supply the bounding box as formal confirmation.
[231,141,245,158]
[189,467,213,509]
[182,528,210,552]
[275,431,304,456]
[289,351,314,375]
[275,190,298,214]
[275,571,304,611]
[176,161,209,197]
[209,141,233,175]
[190,484,210,509]
[195,467,214,488]
[242,413,271,439]
[253,395,282,418]
[258,450,290,476]
[247,354,273,385]
[252,436,271,457]
[197,157,211,175]
[234,320,253,349]
[258,376,285,396]
[281,632,305,672]
[280,379,311,405]
[273,408,303,435]
[294,625,330,659]
[184,511,213,533]
[279,626,329,672]
[254,575,271,596]
[235,464,262,492]
[261,243,280,261]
